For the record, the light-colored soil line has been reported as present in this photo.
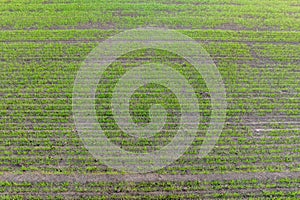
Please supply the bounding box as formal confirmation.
[1,40,299,45]
[0,172,299,183]
[1,188,299,198]
[1,151,299,159]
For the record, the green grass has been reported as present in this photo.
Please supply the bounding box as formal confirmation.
[0,0,299,199]
[0,0,299,30]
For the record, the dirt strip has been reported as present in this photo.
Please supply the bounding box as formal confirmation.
[0,172,299,183]
[1,188,299,198]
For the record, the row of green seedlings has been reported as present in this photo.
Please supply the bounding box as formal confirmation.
[0,1,299,30]
[0,178,299,198]
[1,29,299,43]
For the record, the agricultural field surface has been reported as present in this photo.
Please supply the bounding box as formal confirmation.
[0,0,299,199]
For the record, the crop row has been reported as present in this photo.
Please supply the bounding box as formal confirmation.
[0,178,299,194]
[1,42,299,59]
[1,30,300,43]
[2,161,299,175]
[0,0,299,30]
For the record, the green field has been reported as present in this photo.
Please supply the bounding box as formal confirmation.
[0,0,300,199]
